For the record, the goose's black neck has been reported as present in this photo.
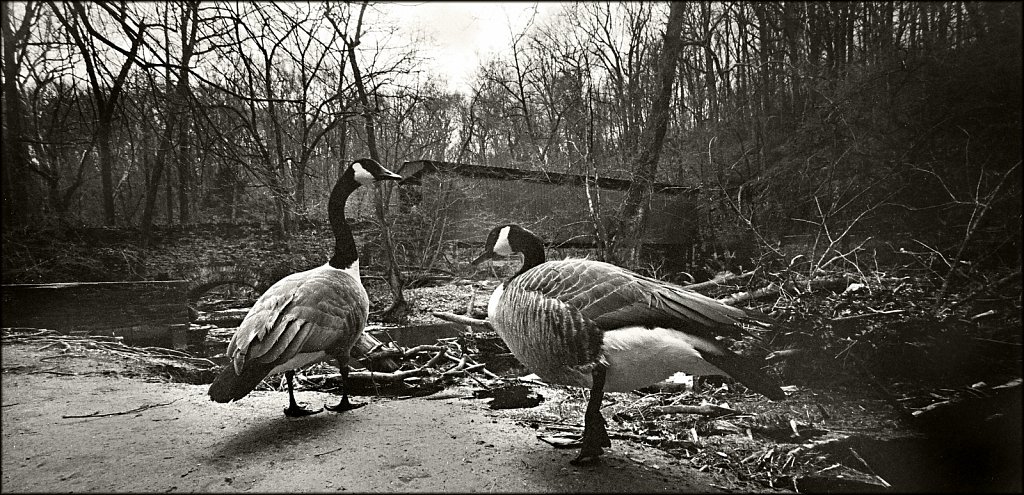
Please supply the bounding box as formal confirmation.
[328,170,360,269]
[511,237,546,279]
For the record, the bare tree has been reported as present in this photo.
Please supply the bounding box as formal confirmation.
[139,1,199,246]
[1,1,41,226]
[607,2,686,264]
[333,1,410,322]
[48,1,150,226]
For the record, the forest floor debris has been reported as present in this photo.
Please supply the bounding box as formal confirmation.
[2,224,1020,492]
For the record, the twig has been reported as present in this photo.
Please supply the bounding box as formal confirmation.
[720,283,782,306]
[682,270,757,293]
[37,341,71,352]
[313,445,346,457]
[947,268,1021,310]
[40,354,86,362]
[62,399,179,419]
[652,404,737,417]
[36,370,79,376]
[465,287,477,319]
[831,309,905,321]
[848,447,892,488]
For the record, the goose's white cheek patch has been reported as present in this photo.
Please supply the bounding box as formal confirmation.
[494,226,513,256]
[353,163,374,185]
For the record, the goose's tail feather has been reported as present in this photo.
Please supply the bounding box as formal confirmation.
[700,349,786,401]
[208,363,275,403]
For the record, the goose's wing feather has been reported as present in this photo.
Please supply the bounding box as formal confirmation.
[227,268,368,374]
[519,259,749,334]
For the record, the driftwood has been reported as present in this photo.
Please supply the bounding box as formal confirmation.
[432,311,494,331]
[403,344,445,356]
[351,331,401,371]
[443,352,499,379]
[299,329,501,390]
[337,368,430,383]
[653,404,738,417]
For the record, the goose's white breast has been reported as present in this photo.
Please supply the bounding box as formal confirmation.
[487,284,505,319]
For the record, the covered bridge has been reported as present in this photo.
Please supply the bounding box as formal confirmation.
[396,160,703,254]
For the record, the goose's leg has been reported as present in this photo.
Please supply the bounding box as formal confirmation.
[283,370,322,417]
[571,364,611,465]
[325,360,366,412]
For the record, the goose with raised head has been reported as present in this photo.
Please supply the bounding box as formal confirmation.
[208,158,402,417]
[473,224,785,464]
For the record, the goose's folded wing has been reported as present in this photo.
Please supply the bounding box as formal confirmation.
[228,271,368,373]
[520,260,751,337]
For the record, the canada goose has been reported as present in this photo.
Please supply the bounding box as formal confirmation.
[473,224,784,464]
[208,158,402,417]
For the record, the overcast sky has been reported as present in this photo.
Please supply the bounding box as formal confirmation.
[383,2,556,94]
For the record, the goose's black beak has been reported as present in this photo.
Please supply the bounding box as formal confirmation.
[376,170,403,182]
[471,251,493,265]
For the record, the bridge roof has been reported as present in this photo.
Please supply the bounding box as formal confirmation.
[397,160,696,195]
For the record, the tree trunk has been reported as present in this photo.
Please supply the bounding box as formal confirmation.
[143,1,197,242]
[140,114,176,247]
[165,163,174,225]
[345,14,408,323]
[97,121,117,225]
[176,120,191,224]
[1,1,33,226]
[609,1,686,265]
